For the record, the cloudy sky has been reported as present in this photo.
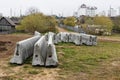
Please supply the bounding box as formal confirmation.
[0,0,120,17]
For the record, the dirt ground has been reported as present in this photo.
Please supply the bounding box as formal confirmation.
[56,26,69,32]
[0,34,32,58]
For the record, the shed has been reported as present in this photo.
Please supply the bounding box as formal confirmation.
[0,17,16,34]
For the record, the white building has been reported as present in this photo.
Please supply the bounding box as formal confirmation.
[78,4,87,16]
[108,7,117,17]
[77,4,97,17]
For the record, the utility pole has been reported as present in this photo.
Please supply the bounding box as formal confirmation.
[10,8,12,17]
[118,7,120,16]
[20,9,22,17]
[109,6,112,17]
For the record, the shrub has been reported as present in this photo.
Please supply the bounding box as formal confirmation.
[19,13,57,33]
[93,16,114,33]
[63,17,76,27]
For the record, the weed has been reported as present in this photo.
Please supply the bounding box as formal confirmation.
[28,70,39,75]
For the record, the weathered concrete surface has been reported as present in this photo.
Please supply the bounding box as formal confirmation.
[54,32,70,44]
[45,34,58,67]
[32,35,48,66]
[61,32,69,42]
[54,32,97,46]
[10,35,41,64]
[48,32,55,42]
[80,33,97,46]
[71,33,82,45]
[34,31,41,36]
[54,33,61,44]
[32,32,58,67]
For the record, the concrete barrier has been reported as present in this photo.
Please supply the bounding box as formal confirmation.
[10,35,41,64]
[54,32,97,46]
[34,31,41,36]
[10,31,97,67]
[45,34,58,67]
[60,32,69,42]
[54,32,70,44]
[32,32,58,67]
[72,33,82,45]
[54,33,62,44]
[80,33,97,46]
[32,35,48,66]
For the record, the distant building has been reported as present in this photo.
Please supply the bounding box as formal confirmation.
[78,4,87,16]
[10,17,21,25]
[77,4,97,17]
[86,7,97,17]
[108,7,117,17]
[0,17,16,34]
[73,12,78,18]
[98,11,106,16]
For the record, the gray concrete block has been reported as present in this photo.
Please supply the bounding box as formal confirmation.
[72,33,82,45]
[54,33,62,44]
[80,33,97,46]
[60,32,69,42]
[34,31,41,36]
[45,34,58,67]
[32,33,58,67]
[10,35,41,64]
[32,35,48,66]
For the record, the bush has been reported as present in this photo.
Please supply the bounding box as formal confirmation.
[63,17,76,27]
[112,16,120,33]
[19,13,57,33]
[93,16,114,33]
[16,25,25,32]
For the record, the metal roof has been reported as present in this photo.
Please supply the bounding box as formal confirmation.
[0,17,16,26]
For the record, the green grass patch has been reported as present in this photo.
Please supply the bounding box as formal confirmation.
[28,70,39,75]
[56,41,120,73]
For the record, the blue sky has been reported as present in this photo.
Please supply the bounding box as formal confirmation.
[0,0,120,17]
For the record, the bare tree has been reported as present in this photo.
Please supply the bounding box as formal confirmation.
[26,7,40,15]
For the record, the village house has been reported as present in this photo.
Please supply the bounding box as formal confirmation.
[0,17,16,34]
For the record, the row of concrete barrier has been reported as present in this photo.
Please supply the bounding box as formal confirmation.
[54,32,97,46]
[10,31,58,67]
[10,31,97,67]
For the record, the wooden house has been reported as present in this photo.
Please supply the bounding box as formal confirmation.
[0,17,16,34]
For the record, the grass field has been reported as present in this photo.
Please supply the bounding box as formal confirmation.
[0,34,120,80]
[56,41,120,80]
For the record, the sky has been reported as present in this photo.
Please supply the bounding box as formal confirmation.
[0,0,120,17]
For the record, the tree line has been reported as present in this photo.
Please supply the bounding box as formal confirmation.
[16,8,57,33]
[62,15,120,35]
[16,7,120,35]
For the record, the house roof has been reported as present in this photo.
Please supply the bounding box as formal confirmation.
[10,17,21,24]
[80,4,87,8]
[0,17,16,26]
